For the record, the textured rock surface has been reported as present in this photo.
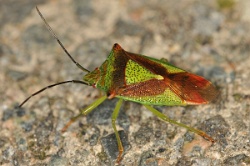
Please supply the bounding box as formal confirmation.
[1,0,249,165]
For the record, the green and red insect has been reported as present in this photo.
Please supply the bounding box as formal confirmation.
[19,7,218,164]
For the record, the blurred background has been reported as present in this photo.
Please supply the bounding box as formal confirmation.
[0,0,249,165]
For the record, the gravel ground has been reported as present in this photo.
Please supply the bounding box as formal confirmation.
[1,0,250,165]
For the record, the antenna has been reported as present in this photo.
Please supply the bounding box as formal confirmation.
[19,7,92,107]
[36,6,90,73]
[19,80,89,107]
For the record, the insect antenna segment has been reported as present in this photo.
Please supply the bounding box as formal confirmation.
[19,7,92,108]
[19,80,88,107]
[35,6,90,73]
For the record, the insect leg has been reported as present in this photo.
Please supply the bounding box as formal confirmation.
[144,105,215,143]
[111,98,124,164]
[61,95,107,132]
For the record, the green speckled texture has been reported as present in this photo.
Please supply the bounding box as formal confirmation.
[143,55,186,74]
[84,46,189,105]
[125,60,162,84]
[118,88,185,106]
[83,50,115,92]
[93,50,115,92]
[98,51,115,91]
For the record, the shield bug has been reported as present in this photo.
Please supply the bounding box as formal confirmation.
[19,6,218,164]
